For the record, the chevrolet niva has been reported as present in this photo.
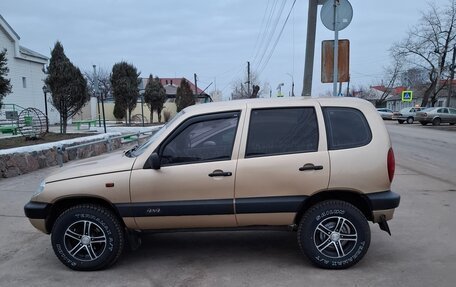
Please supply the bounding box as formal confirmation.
[24,97,400,270]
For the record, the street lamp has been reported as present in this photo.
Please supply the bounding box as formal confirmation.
[286,73,295,97]
[42,85,50,133]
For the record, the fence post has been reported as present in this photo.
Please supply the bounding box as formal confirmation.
[56,145,65,167]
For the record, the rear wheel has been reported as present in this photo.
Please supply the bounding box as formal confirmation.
[432,118,441,126]
[51,204,124,271]
[406,117,414,124]
[397,120,404,124]
[297,200,370,269]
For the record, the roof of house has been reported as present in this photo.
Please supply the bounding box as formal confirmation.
[0,14,48,63]
[141,77,207,96]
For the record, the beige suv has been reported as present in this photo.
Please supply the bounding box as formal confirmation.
[24,97,400,270]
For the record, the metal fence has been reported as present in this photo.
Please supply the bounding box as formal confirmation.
[56,130,156,167]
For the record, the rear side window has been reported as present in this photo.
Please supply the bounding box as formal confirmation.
[323,107,372,150]
[246,107,318,157]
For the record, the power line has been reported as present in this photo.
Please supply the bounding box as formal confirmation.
[253,0,287,71]
[252,0,277,66]
[257,0,297,76]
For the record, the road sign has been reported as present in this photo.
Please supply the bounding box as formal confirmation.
[321,39,350,83]
[320,0,353,31]
[402,91,413,102]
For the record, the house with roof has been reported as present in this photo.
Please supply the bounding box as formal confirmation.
[0,15,58,124]
[386,81,456,111]
[75,77,211,123]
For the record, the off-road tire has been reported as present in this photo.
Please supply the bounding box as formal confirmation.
[297,200,370,269]
[51,204,124,271]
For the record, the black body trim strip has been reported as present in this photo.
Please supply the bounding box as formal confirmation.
[365,190,400,210]
[115,196,308,217]
[236,196,308,214]
[24,201,51,219]
[116,199,234,217]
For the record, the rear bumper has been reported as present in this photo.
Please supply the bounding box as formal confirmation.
[365,190,400,222]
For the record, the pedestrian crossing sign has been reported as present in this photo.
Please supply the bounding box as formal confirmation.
[402,91,413,102]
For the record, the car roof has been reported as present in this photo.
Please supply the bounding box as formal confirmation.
[182,96,372,115]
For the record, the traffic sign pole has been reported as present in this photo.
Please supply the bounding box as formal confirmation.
[332,0,339,97]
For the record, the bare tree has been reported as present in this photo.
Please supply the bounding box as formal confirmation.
[392,0,456,107]
[231,72,264,99]
[85,68,112,101]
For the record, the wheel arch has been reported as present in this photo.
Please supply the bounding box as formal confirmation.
[294,190,373,225]
[46,196,124,233]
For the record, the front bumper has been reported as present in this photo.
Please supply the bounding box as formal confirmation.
[24,201,51,219]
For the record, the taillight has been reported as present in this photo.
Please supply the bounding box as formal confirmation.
[387,148,395,183]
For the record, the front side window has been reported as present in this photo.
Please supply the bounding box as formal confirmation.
[323,107,372,150]
[437,108,448,113]
[161,113,239,165]
[245,107,318,158]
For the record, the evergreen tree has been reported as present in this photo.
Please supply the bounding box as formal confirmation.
[0,49,12,108]
[113,102,126,120]
[110,62,140,125]
[176,79,195,112]
[45,42,89,133]
[144,75,166,123]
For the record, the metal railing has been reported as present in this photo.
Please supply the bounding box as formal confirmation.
[56,130,157,167]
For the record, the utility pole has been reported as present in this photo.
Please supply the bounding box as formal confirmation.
[93,65,101,127]
[247,61,251,97]
[194,73,198,94]
[447,44,455,107]
[302,0,319,97]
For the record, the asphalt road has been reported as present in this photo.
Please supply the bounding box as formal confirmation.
[0,122,455,287]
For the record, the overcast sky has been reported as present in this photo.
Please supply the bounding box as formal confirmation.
[2,0,433,98]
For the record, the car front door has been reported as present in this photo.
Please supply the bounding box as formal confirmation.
[129,111,243,229]
[234,103,330,226]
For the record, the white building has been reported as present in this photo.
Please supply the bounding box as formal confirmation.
[0,15,59,124]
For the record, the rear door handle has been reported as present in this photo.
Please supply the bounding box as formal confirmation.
[299,163,323,171]
[208,170,232,177]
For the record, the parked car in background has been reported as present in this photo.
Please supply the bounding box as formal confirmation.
[415,107,456,126]
[376,108,394,120]
[392,107,425,124]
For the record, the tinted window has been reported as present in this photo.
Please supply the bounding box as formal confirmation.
[437,108,448,113]
[246,108,318,157]
[161,113,239,165]
[323,107,372,150]
[449,108,456,114]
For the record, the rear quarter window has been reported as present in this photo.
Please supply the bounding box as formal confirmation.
[323,107,372,150]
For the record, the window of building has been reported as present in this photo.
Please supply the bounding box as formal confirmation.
[245,107,319,158]
[22,77,27,88]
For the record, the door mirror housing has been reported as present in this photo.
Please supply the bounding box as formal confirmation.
[146,152,161,170]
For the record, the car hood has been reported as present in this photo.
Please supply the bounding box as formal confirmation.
[46,150,136,183]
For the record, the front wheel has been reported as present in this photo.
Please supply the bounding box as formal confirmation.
[406,117,414,124]
[51,204,124,271]
[432,118,441,126]
[297,200,370,269]
[397,120,404,124]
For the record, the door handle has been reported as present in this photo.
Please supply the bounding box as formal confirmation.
[299,163,323,171]
[208,170,232,177]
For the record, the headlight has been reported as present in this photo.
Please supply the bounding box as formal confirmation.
[34,180,46,196]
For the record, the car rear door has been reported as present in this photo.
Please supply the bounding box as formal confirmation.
[233,101,330,226]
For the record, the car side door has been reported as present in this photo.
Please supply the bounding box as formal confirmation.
[128,111,243,229]
[234,102,330,226]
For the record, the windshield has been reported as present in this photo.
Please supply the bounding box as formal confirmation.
[130,110,186,157]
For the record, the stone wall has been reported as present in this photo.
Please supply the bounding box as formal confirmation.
[0,138,123,178]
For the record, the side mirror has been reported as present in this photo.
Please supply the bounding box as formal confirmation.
[146,152,161,170]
